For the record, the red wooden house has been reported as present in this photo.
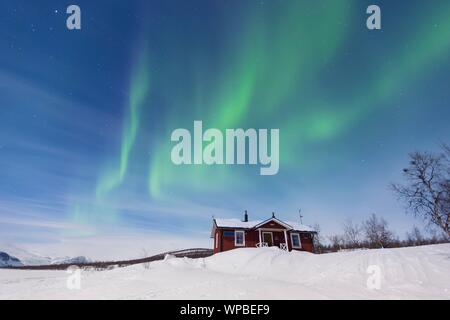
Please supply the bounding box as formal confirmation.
[211,212,316,254]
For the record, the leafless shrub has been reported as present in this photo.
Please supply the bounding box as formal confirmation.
[343,219,362,249]
[391,145,450,237]
[363,213,395,248]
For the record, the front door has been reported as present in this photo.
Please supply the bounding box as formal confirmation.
[262,232,273,246]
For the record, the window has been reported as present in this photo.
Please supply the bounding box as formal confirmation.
[235,230,245,246]
[290,233,301,248]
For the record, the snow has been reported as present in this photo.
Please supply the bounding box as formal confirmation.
[214,218,261,229]
[284,221,315,232]
[0,244,449,299]
[0,244,90,266]
[214,218,314,232]
[0,233,211,261]
[0,252,23,267]
[50,256,91,265]
[0,243,52,265]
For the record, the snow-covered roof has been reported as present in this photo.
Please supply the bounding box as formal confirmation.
[285,221,315,232]
[215,218,263,229]
[213,218,315,232]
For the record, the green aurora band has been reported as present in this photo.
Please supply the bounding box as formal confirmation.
[148,1,350,199]
[70,1,450,222]
[96,50,151,198]
[147,1,450,200]
[67,48,151,226]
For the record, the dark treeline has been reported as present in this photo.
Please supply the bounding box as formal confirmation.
[312,213,449,254]
[312,144,450,254]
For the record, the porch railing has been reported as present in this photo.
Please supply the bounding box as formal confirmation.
[256,242,289,251]
[256,242,268,248]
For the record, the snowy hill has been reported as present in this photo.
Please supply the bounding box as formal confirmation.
[0,244,52,265]
[0,252,23,267]
[0,244,449,299]
[50,256,91,265]
[0,244,91,266]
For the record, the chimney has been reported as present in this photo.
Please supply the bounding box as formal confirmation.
[244,210,248,222]
[272,212,275,218]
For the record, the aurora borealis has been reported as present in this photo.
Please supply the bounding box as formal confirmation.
[1,0,450,251]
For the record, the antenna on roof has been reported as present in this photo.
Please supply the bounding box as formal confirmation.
[299,209,303,224]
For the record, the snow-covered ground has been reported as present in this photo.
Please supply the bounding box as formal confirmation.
[1,244,449,300]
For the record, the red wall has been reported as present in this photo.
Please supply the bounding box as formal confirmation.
[298,232,314,252]
[214,228,314,254]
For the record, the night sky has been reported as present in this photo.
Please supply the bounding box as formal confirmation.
[1,0,449,254]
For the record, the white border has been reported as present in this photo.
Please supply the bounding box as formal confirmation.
[215,232,219,249]
[290,233,302,248]
[235,230,245,246]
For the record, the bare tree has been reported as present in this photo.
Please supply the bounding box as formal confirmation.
[406,226,424,246]
[312,223,324,253]
[391,145,450,237]
[328,234,344,251]
[343,219,361,248]
[363,213,395,248]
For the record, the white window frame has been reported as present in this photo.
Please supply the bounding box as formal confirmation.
[290,233,302,248]
[235,230,245,246]
[215,232,218,249]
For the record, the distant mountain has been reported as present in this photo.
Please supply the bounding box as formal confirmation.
[0,244,52,265]
[0,244,91,266]
[51,256,91,265]
[0,251,23,267]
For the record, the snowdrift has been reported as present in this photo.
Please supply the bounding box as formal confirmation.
[0,244,449,299]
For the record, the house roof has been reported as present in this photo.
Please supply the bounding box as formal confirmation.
[213,217,315,232]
